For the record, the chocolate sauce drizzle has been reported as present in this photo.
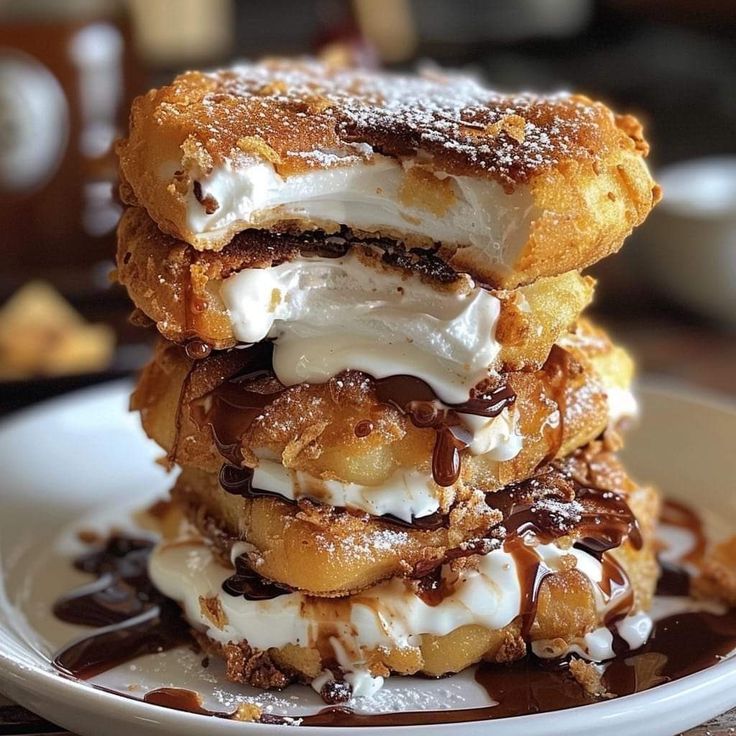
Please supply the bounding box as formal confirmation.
[304,572,736,728]
[50,507,736,727]
[141,687,298,724]
[143,687,225,717]
[222,554,292,600]
[299,594,736,726]
[483,465,643,635]
[191,344,515,489]
[660,498,707,564]
[190,343,284,467]
[185,339,213,360]
[219,452,643,616]
[373,374,516,487]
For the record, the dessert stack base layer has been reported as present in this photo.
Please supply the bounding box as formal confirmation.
[47,495,736,725]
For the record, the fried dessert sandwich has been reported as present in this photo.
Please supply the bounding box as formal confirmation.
[115,58,661,700]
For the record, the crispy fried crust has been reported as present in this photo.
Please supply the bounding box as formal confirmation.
[163,449,659,685]
[115,206,594,363]
[117,59,659,287]
[133,324,630,486]
[171,441,658,598]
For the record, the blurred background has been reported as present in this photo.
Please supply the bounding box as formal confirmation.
[0,0,734,412]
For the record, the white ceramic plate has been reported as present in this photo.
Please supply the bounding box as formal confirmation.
[0,379,735,736]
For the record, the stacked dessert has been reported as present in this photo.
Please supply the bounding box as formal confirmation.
[115,59,661,699]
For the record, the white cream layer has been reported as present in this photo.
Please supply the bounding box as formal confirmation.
[606,385,639,426]
[252,460,441,522]
[221,250,522,468]
[250,408,521,520]
[177,151,536,263]
[220,251,501,405]
[149,531,648,697]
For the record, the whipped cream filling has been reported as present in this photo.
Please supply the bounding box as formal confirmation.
[606,385,639,426]
[252,460,441,522]
[149,531,648,697]
[251,407,521,520]
[221,250,522,466]
[251,405,522,521]
[220,251,502,405]
[174,151,536,262]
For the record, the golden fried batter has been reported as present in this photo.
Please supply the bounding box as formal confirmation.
[153,449,659,684]
[132,321,633,498]
[116,206,595,360]
[117,59,659,287]
[170,443,659,598]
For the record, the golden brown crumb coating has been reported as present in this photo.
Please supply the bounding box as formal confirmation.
[132,321,632,503]
[117,59,659,287]
[157,447,659,684]
[115,206,594,361]
[169,441,658,598]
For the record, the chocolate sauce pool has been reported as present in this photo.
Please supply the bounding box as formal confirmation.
[52,535,189,679]
[50,500,736,726]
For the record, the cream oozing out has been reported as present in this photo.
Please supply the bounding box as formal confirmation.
[220,249,524,478]
[149,530,649,697]
[220,250,501,405]
[171,150,536,263]
[250,409,521,520]
[251,460,441,522]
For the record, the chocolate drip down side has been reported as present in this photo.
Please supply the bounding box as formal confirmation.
[189,342,284,467]
[219,453,643,628]
[190,344,515,489]
[486,464,643,634]
[222,554,293,601]
[374,374,516,487]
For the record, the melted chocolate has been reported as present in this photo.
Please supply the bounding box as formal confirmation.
[505,535,554,637]
[353,419,374,438]
[222,554,292,601]
[142,687,298,724]
[219,457,642,618]
[51,505,736,727]
[191,342,283,467]
[483,466,642,635]
[143,687,224,716]
[52,535,188,679]
[660,499,706,564]
[301,601,736,726]
[600,554,635,626]
[196,353,515,489]
[489,466,642,554]
[53,535,155,627]
[219,464,279,499]
[374,374,515,487]
[656,559,692,597]
[185,339,213,360]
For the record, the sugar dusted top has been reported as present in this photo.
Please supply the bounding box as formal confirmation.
[117,57,658,284]
[125,58,646,186]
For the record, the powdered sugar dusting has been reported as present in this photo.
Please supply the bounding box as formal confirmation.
[152,59,625,187]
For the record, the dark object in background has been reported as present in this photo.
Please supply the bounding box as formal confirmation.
[0,0,141,297]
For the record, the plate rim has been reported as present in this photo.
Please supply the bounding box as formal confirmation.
[1,377,735,734]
